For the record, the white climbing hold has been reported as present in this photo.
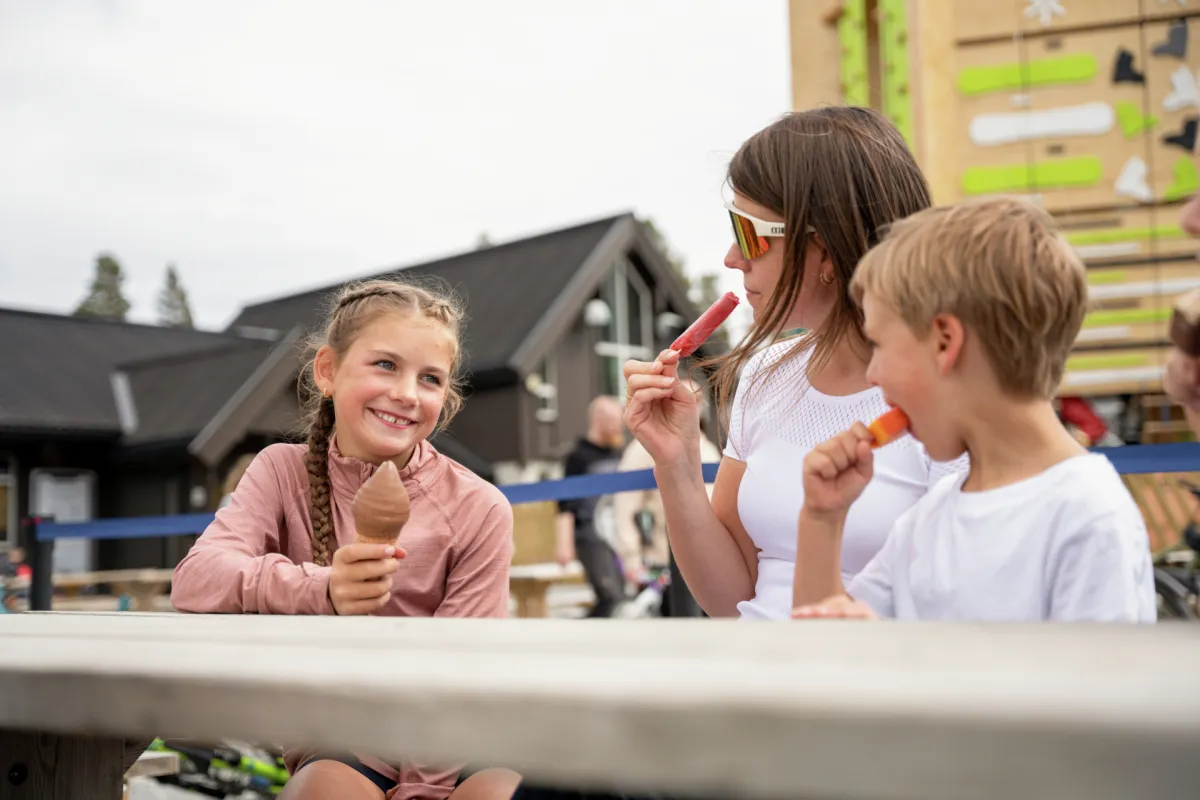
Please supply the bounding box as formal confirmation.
[1164,66,1200,113]
[1024,0,1066,26]
[969,102,1113,146]
[1115,155,1153,203]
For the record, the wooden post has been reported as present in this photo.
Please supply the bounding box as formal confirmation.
[0,729,125,800]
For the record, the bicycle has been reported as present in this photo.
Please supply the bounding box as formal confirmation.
[1153,480,1200,621]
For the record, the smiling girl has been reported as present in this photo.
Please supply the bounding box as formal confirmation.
[172,279,519,800]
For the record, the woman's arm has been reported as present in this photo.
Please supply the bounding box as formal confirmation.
[656,455,758,617]
[171,447,334,615]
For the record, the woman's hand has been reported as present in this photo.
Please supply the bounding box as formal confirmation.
[328,543,403,615]
[802,423,875,517]
[791,593,878,620]
[622,349,702,464]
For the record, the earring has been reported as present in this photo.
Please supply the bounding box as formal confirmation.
[322,387,331,399]
[820,272,835,285]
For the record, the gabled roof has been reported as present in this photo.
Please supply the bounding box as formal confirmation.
[226,214,638,378]
[0,308,249,434]
[118,339,280,444]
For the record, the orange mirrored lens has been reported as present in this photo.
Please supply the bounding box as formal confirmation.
[729,210,769,260]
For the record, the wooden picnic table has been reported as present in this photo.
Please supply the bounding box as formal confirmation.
[509,561,585,617]
[2,612,1200,800]
[6,568,174,612]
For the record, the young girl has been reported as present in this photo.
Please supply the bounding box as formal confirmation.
[171,279,521,800]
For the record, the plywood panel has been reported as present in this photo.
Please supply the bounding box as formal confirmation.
[1019,0,1141,33]
[1141,0,1200,23]
[953,0,1021,42]
[1150,201,1198,256]
[1020,25,1151,211]
[1143,18,1200,202]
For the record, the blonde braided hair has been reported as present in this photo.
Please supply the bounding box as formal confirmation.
[300,277,466,565]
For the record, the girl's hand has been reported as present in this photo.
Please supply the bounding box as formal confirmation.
[792,594,878,620]
[802,423,875,517]
[328,543,403,615]
[622,349,702,464]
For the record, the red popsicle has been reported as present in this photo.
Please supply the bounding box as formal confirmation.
[670,292,740,357]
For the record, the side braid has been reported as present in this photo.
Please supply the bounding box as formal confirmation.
[305,397,337,566]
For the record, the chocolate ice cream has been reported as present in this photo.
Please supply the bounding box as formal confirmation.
[352,460,410,545]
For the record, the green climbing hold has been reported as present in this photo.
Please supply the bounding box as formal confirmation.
[1165,156,1200,201]
[1114,101,1158,138]
[962,156,1102,195]
[958,53,1097,96]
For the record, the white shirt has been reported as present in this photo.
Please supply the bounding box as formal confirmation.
[847,454,1157,622]
[725,340,968,620]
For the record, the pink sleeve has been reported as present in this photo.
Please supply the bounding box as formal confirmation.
[171,448,335,615]
[433,499,513,619]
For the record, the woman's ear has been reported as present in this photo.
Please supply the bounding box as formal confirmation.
[931,313,965,375]
[312,345,337,395]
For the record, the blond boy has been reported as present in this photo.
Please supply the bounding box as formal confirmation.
[791,196,1155,622]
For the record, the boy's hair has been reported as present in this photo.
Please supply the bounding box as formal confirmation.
[850,196,1087,399]
[299,277,467,566]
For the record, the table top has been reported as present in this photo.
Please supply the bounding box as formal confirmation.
[2,612,1198,799]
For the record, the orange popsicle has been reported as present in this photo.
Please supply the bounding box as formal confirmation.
[670,292,740,357]
[868,407,909,448]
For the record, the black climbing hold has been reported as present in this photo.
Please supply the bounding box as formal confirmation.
[1152,20,1188,60]
[1113,48,1145,84]
[1164,116,1198,152]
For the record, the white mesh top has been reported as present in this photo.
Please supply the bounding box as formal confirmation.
[724,338,969,620]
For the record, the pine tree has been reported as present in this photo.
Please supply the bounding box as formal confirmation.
[157,264,195,329]
[74,253,132,321]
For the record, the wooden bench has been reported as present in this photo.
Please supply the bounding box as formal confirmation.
[2,612,1199,799]
[1122,470,1200,555]
[6,568,174,612]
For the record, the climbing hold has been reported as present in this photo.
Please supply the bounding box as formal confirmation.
[1115,155,1153,202]
[1166,156,1200,201]
[1115,101,1159,138]
[1112,48,1146,84]
[1152,20,1189,60]
[1163,116,1198,152]
[1164,66,1200,112]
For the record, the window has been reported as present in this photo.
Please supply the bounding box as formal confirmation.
[594,259,653,397]
[528,353,559,423]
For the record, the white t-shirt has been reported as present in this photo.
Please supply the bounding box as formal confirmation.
[725,339,968,620]
[847,453,1156,622]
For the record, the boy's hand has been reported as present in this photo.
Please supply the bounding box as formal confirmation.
[791,594,878,620]
[329,543,404,616]
[802,423,875,516]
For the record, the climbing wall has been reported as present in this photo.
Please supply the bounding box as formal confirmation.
[952,0,1200,403]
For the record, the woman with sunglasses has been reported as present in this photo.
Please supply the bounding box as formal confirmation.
[623,106,968,620]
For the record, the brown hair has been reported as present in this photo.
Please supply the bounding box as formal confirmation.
[851,196,1088,399]
[300,277,466,565]
[707,107,932,441]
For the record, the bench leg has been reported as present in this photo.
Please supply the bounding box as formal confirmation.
[0,728,125,800]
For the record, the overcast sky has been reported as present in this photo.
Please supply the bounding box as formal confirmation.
[1,0,791,337]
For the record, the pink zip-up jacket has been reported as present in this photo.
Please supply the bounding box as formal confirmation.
[171,437,513,799]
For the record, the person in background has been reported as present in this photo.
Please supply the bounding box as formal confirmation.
[612,377,721,615]
[556,395,627,618]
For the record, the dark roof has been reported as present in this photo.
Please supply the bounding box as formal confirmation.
[120,340,278,444]
[227,214,631,376]
[0,308,247,433]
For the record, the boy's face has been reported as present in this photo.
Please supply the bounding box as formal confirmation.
[862,291,965,462]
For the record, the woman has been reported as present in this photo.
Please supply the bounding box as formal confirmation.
[624,106,968,620]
